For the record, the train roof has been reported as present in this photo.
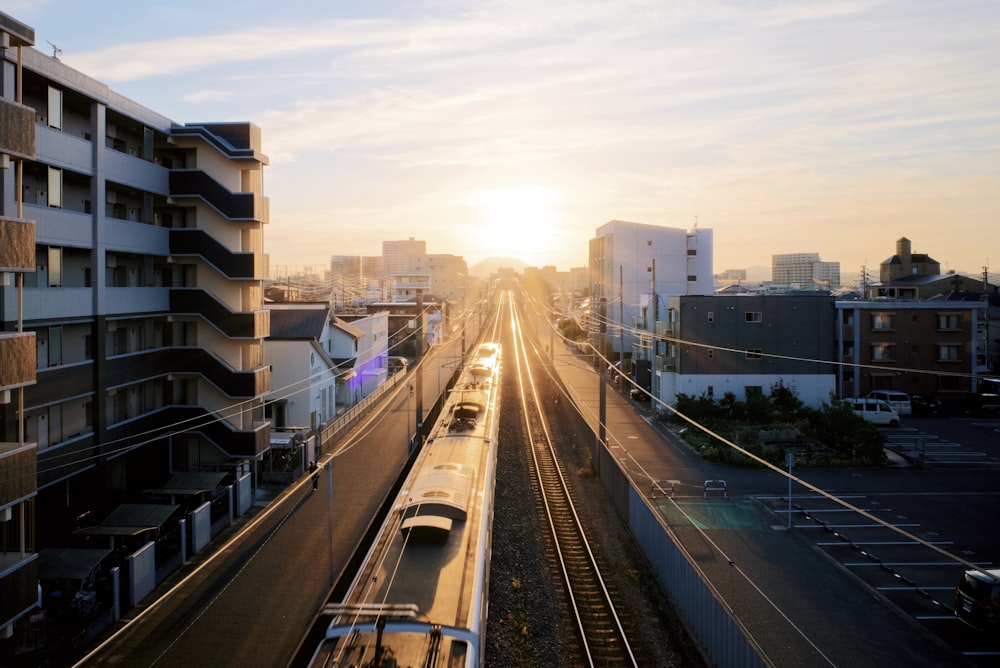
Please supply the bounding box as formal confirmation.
[320,343,502,668]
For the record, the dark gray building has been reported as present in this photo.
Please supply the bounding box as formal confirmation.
[655,294,837,408]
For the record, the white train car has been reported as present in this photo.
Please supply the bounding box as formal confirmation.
[313,342,502,668]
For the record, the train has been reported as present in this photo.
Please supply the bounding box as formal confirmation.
[308,341,503,668]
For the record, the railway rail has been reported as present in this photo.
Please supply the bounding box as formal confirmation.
[508,300,639,668]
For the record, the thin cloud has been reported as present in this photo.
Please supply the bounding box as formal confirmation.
[37,0,1000,272]
[182,89,233,103]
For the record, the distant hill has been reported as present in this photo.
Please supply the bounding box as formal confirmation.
[469,256,529,277]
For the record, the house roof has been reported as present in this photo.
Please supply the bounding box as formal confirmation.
[38,548,114,582]
[882,253,938,266]
[143,471,227,497]
[871,274,966,288]
[269,307,330,339]
[74,503,181,537]
[331,317,365,339]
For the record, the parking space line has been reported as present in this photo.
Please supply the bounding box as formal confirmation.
[818,541,952,546]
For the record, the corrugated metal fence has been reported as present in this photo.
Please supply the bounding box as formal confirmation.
[594,437,769,668]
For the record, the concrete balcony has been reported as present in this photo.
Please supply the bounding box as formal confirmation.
[169,229,263,280]
[170,289,269,339]
[168,171,267,223]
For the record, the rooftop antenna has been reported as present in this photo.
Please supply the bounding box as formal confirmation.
[47,41,62,60]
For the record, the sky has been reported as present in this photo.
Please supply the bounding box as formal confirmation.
[12,0,1000,279]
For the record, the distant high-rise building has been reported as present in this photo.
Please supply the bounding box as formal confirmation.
[772,252,841,289]
[715,268,748,282]
[382,237,426,275]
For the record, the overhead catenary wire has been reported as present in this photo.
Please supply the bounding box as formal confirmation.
[521,288,998,577]
[14,302,452,487]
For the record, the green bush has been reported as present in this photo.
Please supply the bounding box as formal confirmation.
[675,387,885,468]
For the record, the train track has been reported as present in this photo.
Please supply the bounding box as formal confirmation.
[508,299,639,668]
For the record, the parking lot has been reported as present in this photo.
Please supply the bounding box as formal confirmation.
[757,416,1000,666]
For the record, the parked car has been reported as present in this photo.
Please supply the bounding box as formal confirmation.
[955,567,1000,629]
[867,390,912,416]
[911,394,941,416]
[849,398,901,427]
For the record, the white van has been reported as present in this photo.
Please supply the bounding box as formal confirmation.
[849,398,901,426]
[867,390,912,416]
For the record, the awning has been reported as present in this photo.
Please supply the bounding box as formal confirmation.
[144,471,227,496]
[38,548,113,581]
[74,503,181,537]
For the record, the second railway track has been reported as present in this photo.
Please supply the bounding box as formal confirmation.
[508,299,639,668]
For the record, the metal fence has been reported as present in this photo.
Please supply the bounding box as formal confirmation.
[317,370,407,454]
[591,432,769,668]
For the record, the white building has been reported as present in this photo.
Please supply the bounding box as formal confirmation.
[382,237,426,276]
[264,304,390,430]
[340,311,391,397]
[589,220,713,362]
[772,252,841,290]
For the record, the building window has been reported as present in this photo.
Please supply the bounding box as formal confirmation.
[687,249,697,255]
[745,386,763,399]
[937,344,961,362]
[937,314,960,331]
[706,385,714,398]
[707,311,714,323]
[745,348,762,359]
[687,275,697,282]
[745,311,762,323]
[871,343,895,361]
[48,85,63,130]
[842,342,854,357]
[48,247,63,287]
[707,349,714,359]
[871,313,894,330]
[48,167,63,208]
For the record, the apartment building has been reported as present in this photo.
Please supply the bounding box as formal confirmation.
[382,237,426,276]
[836,301,988,401]
[589,220,713,365]
[772,252,841,290]
[0,13,271,565]
[655,294,836,409]
[0,12,41,649]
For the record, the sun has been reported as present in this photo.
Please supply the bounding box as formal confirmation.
[468,185,561,261]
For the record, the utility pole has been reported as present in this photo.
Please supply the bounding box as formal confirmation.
[598,297,607,453]
[415,293,424,443]
[619,265,624,379]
